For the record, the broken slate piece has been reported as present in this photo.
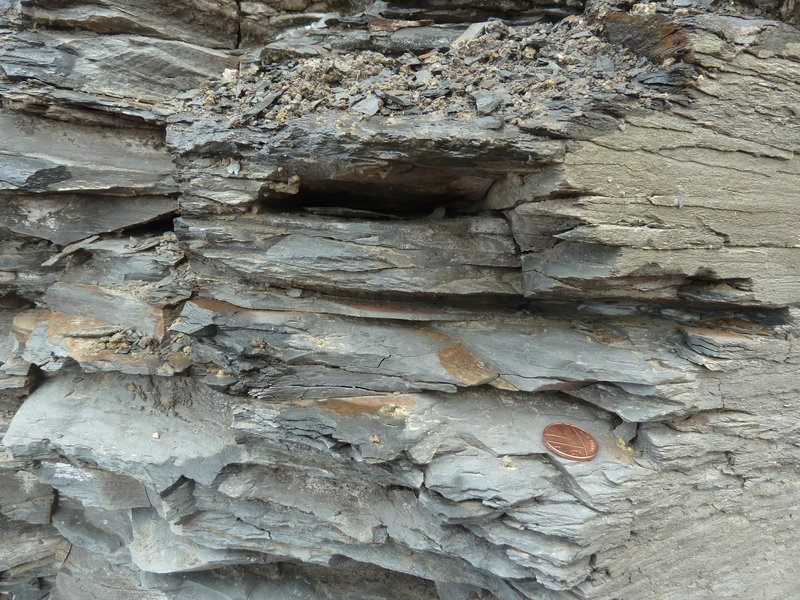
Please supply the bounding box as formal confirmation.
[2,373,239,489]
[352,94,383,115]
[375,89,413,107]
[0,195,177,246]
[452,22,487,48]
[595,56,616,72]
[471,90,500,114]
[413,69,433,85]
[241,90,284,122]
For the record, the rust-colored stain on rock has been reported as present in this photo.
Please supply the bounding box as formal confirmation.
[11,310,46,343]
[437,343,498,386]
[310,395,416,417]
[12,309,159,370]
[711,317,773,336]
[489,377,521,392]
[543,423,599,461]
[14,310,110,343]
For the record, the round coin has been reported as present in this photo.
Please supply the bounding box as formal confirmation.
[542,423,599,461]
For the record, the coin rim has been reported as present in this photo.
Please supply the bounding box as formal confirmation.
[542,422,599,462]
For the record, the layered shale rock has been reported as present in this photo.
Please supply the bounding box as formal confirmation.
[1,1,799,599]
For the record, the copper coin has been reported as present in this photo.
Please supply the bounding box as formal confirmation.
[542,423,599,461]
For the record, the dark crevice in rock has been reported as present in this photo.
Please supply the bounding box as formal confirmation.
[260,175,494,216]
[116,212,179,239]
[381,1,584,23]
[234,0,243,50]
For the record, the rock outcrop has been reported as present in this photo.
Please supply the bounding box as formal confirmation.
[1,1,799,599]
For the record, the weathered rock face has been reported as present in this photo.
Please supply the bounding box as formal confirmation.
[1,1,799,599]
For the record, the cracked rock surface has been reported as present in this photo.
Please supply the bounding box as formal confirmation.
[1,0,799,599]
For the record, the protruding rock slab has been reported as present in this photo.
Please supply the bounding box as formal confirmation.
[174,297,721,421]
[167,114,565,215]
[191,385,639,591]
[0,109,176,195]
[0,30,238,110]
[0,515,68,587]
[17,0,240,48]
[0,195,177,246]
[44,283,172,340]
[177,213,522,297]
[2,373,239,489]
[37,462,150,510]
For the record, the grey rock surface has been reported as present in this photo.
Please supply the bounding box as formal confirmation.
[1,0,799,599]
[16,0,240,48]
[177,212,523,296]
